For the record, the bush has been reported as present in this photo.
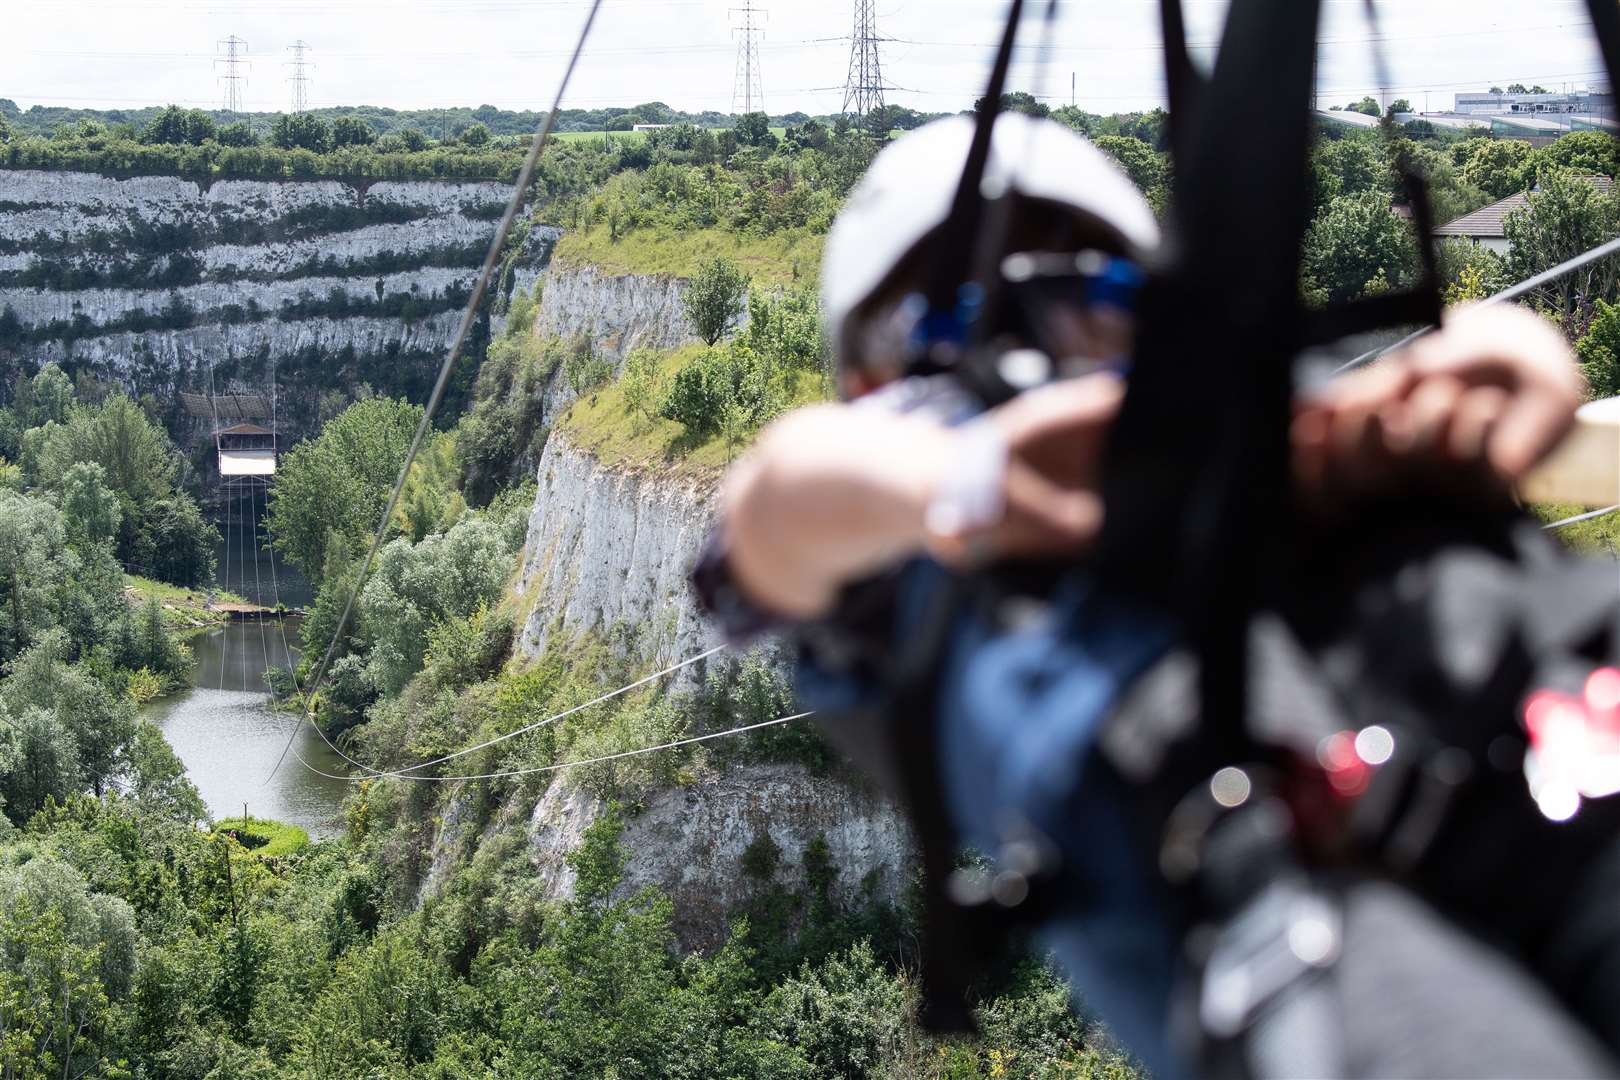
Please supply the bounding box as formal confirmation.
[214,817,311,858]
[1577,298,1620,399]
[659,343,783,440]
[682,256,750,345]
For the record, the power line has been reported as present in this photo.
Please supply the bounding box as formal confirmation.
[731,0,766,116]
[215,34,249,114]
[286,40,313,114]
[842,0,886,118]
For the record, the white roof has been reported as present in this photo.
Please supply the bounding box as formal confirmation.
[1316,109,1381,129]
[219,449,276,477]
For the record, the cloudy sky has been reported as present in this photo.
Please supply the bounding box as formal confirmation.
[3,0,1609,118]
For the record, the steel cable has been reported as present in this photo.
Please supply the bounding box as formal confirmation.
[267,0,608,784]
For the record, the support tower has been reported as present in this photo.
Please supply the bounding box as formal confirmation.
[286,40,313,113]
[842,0,886,118]
[732,1,766,116]
[216,35,250,114]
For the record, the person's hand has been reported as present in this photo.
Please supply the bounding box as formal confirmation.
[1292,304,1582,507]
[927,374,1122,566]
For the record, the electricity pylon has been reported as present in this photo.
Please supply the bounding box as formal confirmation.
[842,0,886,118]
[286,40,313,113]
[216,36,250,114]
[731,2,766,115]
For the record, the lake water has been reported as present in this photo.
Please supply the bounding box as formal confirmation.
[146,608,353,839]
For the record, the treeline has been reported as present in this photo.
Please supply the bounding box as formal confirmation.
[0,95,939,139]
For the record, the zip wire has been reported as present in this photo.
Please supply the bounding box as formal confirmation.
[380,645,727,778]
[267,0,608,785]
[1545,504,1620,530]
[1334,235,1620,375]
[249,485,274,694]
[286,710,817,784]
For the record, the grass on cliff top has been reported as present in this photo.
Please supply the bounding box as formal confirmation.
[556,343,829,481]
[550,226,824,288]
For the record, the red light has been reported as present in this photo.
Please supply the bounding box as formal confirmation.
[1524,691,1564,738]
[1317,732,1370,797]
[1587,668,1620,713]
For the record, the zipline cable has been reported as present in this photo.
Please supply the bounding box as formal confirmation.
[1545,504,1620,530]
[378,645,726,777]
[287,710,817,783]
[1334,235,1620,375]
[249,485,274,695]
[266,0,609,785]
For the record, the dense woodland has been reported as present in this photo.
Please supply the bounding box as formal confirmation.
[3,94,1620,1076]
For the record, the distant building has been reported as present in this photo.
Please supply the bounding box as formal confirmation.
[1434,175,1616,256]
[631,124,673,132]
[1455,89,1615,119]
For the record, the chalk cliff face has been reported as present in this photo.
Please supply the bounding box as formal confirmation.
[505,349,912,946]
[534,262,697,363]
[512,426,720,669]
[527,764,911,951]
[0,169,557,429]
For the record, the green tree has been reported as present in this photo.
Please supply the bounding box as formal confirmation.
[1,632,136,801]
[330,115,377,147]
[975,91,1050,119]
[270,111,331,152]
[58,461,121,549]
[0,858,136,1078]
[1504,168,1620,330]
[734,112,778,150]
[682,256,750,346]
[0,492,91,665]
[1576,298,1620,399]
[141,104,192,145]
[391,431,466,543]
[619,348,664,428]
[1094,134,1165,195]
[1302,190,1418,303]
[1537,129,1620,180]
[217,121,259,147]
[124,720,207,822]
[133,493,218,588]
[1387,98,1414,116]
[267,397,422,584]
[1461,138,1533,198]
[461,122,492,148]
[1313,135,1393,207]
[1348,96,1383,117]
[32,395,177,512]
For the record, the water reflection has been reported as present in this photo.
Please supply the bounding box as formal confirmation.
[147,616,352,839]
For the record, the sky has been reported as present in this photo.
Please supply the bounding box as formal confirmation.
[3,0,1611,119]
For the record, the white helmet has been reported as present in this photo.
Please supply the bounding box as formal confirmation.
[821,113,1160,352]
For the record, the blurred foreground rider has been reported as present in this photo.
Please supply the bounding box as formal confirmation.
[695,116,1611,1077]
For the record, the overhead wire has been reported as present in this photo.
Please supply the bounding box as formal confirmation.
[289,710,818,783]
[265,0,611,785]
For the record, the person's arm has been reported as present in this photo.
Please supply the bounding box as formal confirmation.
[1293,304,1582,502]
[724,376,1122,620]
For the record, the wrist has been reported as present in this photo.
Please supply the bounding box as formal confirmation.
[920,418,1009,568]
